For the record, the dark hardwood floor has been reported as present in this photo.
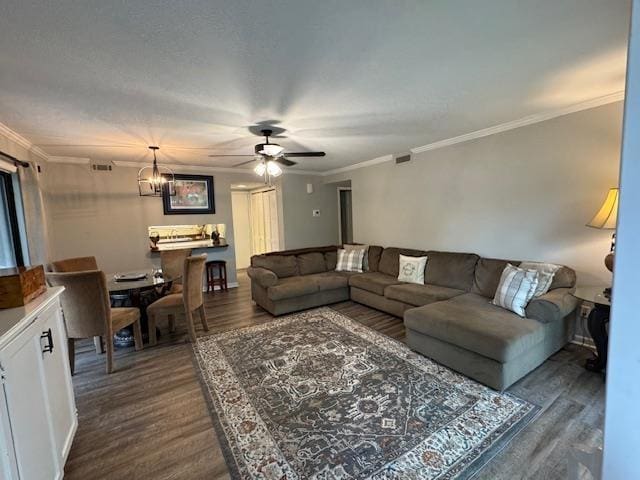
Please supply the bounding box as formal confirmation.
[64,272,604,479]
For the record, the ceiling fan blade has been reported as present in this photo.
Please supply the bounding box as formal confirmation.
[208,154,255,157]
[276,157,297,167]
[283,151,326,157]
[232,159,258,167]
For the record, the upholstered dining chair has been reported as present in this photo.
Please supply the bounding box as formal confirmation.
[147,254,209,346]
[46,270,143,374]
[49,256,98,272]
[49,255,106,354]
[159,248,192,294]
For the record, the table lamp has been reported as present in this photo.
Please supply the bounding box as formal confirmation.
[587,187,618,296]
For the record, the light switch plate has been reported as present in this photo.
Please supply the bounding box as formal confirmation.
[312,209,321,217]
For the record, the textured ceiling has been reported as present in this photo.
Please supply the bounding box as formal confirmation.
[0,0,631,172]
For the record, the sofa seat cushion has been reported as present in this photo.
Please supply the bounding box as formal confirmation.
[312,271,353,291]
[349,272,403,296]
[384,283,465,307]
[267,277,319,301]
[404,293,545,363]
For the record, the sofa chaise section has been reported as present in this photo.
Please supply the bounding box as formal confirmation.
[404,258,579,390]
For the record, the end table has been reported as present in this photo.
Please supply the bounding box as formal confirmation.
[572,286,611,373]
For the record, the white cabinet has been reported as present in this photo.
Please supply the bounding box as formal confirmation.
[0,288,77,480]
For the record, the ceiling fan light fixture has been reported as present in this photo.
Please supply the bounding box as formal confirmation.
[266,160,283,177]
[254,161,267,177]
[259,143,284,157]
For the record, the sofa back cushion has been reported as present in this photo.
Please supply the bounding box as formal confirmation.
[378,247,429,277]
[424,251,479,291]
[368,246,383,272]
[472,258,522,298]
[324,251,337,270]
[472,257,577,298]
[297,252,328,275]
[251,255,299,278]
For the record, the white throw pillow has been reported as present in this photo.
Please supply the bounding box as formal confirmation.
[492,263,539,317]
[397,254,428,284]
[335,248,365,273]
[344,244,369,271]
[519,261,562,297]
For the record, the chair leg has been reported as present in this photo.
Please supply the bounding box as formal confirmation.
[148,312,158,347]
[198,305,209,332]
[93,335,104,355]
[106,332,114,374]
[168,314,176,333]
[132,319,143,351]
[185,310,197,343]
[67,338,75,376]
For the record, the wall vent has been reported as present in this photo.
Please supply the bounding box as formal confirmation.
[395,154,411,164]
[91,163,113,172]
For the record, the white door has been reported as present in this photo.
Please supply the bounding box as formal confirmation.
[250,189,280,255]
[0,315,59,480]
[40,305,76,463]
[231,191,252,269]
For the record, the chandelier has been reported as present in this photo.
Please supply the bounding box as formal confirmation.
[137,146,175,197]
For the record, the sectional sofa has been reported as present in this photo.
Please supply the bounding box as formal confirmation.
[247,245,579,390]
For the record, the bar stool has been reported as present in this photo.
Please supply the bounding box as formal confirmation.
[206,260,228,293]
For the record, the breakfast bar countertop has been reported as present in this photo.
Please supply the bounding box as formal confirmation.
[150,240,229,251]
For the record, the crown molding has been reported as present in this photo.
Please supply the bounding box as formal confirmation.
[0,122,49,161]
[321,91,625,176]
[112,160,322,176]
[320,154,394,176]
[48,156,91,165]
[410,91,625,154]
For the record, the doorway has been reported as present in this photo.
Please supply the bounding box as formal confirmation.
[250,188,280,254]
[231,185,282,270]
[338,187,353,244]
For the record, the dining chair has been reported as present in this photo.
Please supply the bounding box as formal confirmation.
[48,255,106,354]
[159,248,192,294]
[147,254,209,346]
[46,270,143,374]
[49,256,98,272]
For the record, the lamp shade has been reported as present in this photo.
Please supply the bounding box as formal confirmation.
[587,188,619,229]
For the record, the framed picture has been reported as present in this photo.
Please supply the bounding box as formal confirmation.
[162,174,215,215]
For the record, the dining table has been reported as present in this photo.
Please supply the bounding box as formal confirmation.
[106,269,178,348]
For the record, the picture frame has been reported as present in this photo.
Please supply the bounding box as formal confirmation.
[162,174,215,215]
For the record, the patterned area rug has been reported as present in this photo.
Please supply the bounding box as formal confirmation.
[194,308,538,479]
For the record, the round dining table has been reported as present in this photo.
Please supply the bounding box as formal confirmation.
[106,269,178,347]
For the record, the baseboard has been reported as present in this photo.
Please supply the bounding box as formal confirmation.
[202,282,239,292]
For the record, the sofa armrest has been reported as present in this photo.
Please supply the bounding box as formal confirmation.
[525,287,579,323]
[247,266,279,288]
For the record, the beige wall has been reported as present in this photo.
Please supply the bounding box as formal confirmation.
[41,162,265,285]
[41,163,341,281]
[280,174,340,249]
[325,102,623,285]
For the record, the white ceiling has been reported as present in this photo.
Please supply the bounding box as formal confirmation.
[0,1,631,172]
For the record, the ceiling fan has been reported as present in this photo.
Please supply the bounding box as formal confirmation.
[208,129,325,168]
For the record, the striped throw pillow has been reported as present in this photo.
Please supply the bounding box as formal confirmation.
[492,264,540,317]
[519,261,561,297]
[335,248,365,273]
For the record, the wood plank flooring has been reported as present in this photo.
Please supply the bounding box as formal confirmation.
[64,272,604,479]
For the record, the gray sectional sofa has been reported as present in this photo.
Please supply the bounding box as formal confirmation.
[247,245,579,390]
